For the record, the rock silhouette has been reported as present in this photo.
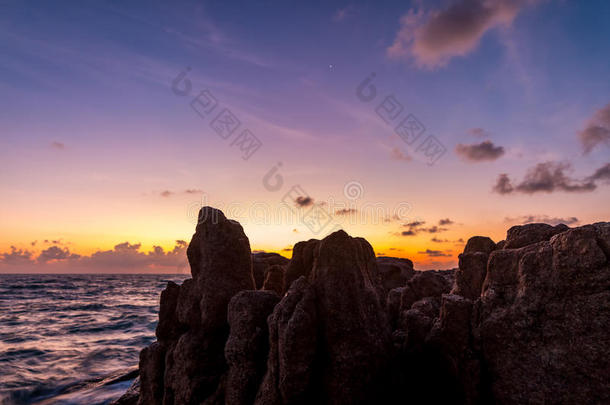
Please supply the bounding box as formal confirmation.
[115,209,610,405]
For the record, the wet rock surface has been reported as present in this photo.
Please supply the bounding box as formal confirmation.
[126,210,609,405]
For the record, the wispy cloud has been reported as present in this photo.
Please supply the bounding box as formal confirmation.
[387,0,538,68]
[579,102,610,154]
[504,215,579,226]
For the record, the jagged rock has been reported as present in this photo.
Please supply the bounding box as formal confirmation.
[376,256,415,292]
[138,342,165,405]
[128,210,609,405]
[225,291,280,405]
[155,281,182,341]
[310,232,390,403]
[252,252,289,289]
[475,223,610,404]
[400,270,453,311]
[452,237,493,300]
[111,377,140,405]
[261,264,285,296]
[138,207,256,405]
[386,286,406,329]
[399,296,441,348]
[504,223,568,249]
[463,236,496,254]
[255,277,318,404]
[284,238,319,288]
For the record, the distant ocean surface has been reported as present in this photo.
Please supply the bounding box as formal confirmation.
[0,274,188,405]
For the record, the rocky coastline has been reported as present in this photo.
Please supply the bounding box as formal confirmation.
[114,207,610,405]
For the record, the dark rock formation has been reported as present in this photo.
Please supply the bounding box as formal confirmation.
[376,256,415,293]
[225,291,280,405]
[451,236,497,300]
[261,264,285,296]
[283,238,319,287]
[252,252,289,289]
[125,209,609,405]
[138,207,255,405]
[503,222,568,249]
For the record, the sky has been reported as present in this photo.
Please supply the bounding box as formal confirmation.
[1,0,609,273]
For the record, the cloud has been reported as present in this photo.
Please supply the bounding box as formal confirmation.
[469,127,489,138]
[431,237,449,243]
[390,147,412,162]
[589,163,610,184]
[38,246,80,263]
[387,0,535,68]
[0,240,189,273]
[579,103,610,154]
[455,140,505,162]
[493,162,597,195]
[439,218,454,226]
[418,249,452,257]
[51,141,65,149]
[401,220,448,236]
[1,246,34,265]
[160,189,204,197]
[335,208,358,216]
[295,196,314,207]
[282,247,293,252]
[504,215,579,226]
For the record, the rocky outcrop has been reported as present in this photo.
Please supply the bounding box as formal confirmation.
[126,210,609,405]
[261,265,285,296]
[252,252,289,289]
[503,222,568,249]
[225,291,280,405]
[375,256,415,293]
[138,207,255,405]
[283,238,319,287]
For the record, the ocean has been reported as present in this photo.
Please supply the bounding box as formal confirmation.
[0,274,188,405]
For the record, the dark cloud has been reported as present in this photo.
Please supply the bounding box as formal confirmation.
[282,247,293,252]
[335,208,358,216]
[589,163,610,183]
[438,218,454,226]
[505,215,579,226]
[493,173,513,194]
[38,246,80,263]
[418,249,451,257]
[295,196,314,207]
[387,0,535,68]
[160,190,173,197]
[493,162,597,195]
[51,141,65,150]
[401,220,448,236]
[184,189,203,194]
[1,246,34,265]
[390,147,412,162]
[455,140,505,162]
[431,237,449,243]
[1,240,189,273]
[469,128,489,138]
[579,103,610,154]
